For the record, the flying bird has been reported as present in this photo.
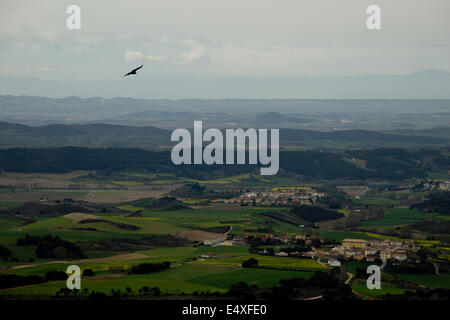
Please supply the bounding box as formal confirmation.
[123,65,143,77]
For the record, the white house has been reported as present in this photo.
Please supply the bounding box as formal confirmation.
[328,259,341,267]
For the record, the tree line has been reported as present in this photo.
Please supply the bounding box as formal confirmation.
[0,146,440,180]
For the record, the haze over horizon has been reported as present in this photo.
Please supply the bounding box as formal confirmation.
[1,69,450,99]
[1,0,449,98]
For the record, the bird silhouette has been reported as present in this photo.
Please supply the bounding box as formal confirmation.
[123,65,143,77]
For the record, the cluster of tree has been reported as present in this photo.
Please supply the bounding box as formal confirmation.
[411,191,450,215]
[45,271,68,281]
[280,151,369,180]
[79,219,140,230]
[384,259,435,274]
[82,269,95,277]
[225,271,355,300]
[127,196,189,211]
[243,226,274,234]
[120,286,160,297]
[0,201,126,218]
[0,274,48,290]
[261,211,308,227]
[277,244,311,254]
[369,226,415,239]
[130,262,171,274]
[290,205,344,223]
[287,271,341,289]
[346,148,428,180]
[0,147,440,180]
[170,183,235,200]
[0,202,95,217]
[0,147,168,174]
[80,235,191,252]
[0,244,12,261]
[383,288,450,300]
[433,153,450,169]
[1,270,77,290]
[0,147,253,178]
[125,210,143,217]
[409,219,450,234]
[282,128,447,147]
[56,288,107,299]
[242,258,258,268]
[198,226,230,234]
[17,234,85,259]
[244,235,283,247]
[36,271,356,300]
[55,286,162,299]
[377,221,448,241]
[170,183,206,197]
[249,246,275,255]
[316,186,353,209]
[333,206,384,230]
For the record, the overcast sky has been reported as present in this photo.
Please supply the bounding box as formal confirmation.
[0,0,449,97]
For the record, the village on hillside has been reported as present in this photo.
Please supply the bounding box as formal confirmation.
[224,187,326,205]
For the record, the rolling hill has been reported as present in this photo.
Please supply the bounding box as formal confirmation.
[0,121,447,150]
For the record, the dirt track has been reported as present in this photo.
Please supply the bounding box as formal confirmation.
[8,252,149,271]
[177,230,225,242]
[64,212,99,223]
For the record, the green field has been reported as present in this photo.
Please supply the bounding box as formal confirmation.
[0,205,294,247]
[359,208,433,230]
[1,263,316,296]
[196,255,327,270]
[357,198,401,206]
[4,245,251,276]
[186,268,314,289]
[351,279,408,296]
[0,203,304,270]
[397,273,450,289]
[316,229,379,241]
[74,172,276,186]
[0,201,22,209]
[1,193,449,299]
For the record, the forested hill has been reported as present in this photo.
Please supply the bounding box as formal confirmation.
[0,147,447,180]
[0,121,448,150]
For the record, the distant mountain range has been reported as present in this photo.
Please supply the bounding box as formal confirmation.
[0,94,450,126]
[0,69,450,99]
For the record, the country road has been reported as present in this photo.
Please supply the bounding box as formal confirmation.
[345,272,353,285]
[225,225,233,237]
[303,295,323,300]
[432,262,440,275]
[7,252,148,271]
[345,272,376,300]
